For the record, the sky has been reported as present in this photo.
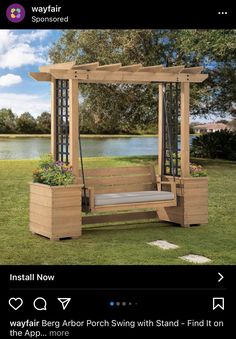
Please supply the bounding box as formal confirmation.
[0,29,225,123]
[0,29,61,117]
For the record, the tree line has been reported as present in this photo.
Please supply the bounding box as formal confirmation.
[49,29,235,134]
[0,109,51,134]
[1,30,235,135]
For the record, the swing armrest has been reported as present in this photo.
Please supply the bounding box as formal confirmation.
[86,186,95,212]
[156,175,176,197]
[159,181,177,199]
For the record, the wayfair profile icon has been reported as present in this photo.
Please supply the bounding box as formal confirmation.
[6,3,25,23]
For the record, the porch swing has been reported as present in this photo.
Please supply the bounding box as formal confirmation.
[30,61,208,228]
[79,83,177,214]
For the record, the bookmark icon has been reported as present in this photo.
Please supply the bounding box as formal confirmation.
[57,298,71,310]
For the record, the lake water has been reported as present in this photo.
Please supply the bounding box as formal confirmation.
[0,136,194,160]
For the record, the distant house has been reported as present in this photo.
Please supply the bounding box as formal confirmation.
[193,123,228,134]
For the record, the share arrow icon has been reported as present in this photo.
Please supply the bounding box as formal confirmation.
[57,298,71,310]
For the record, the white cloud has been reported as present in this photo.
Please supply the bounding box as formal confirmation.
[0,30,49,69]
[0,74,22,87]
[0,44,46,69]
[0,30,16,52]
[20,30,50,42]
[0,93,50,116]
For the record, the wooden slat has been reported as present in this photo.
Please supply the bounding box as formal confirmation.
[30,193,52,207]
[30,184,52,197]
[180,177,207,182]
[50,70,88,80]
[184,206,208,215]
[30,212,51,226]
[94,184,154,194]
[30,203,52,217]
[80,79,149,84]
[51,190,81,198]
[39,61,76,72]
[53,196,81,208]
[149,164,157,187]
[158,84,163,176]
[180,83,190,177]
[159,66,185,73]
[30,221,52,237]
[51,79,56,159]
[139,65,163,72]
[119,64,142,72]
[52,225,81,235]
[184,215,208,224]
[48,69,208,83]
[81,166,151,177]
[50,70,142,83]
[184,190,208,198]
[30,212,79,228]
[82,211,157,225]
[52,215,82,227]
[52,207,81,218]
[183,180,208,189]
[52,210,82,220]
[81,71,208,83]
[29,72,51,81]
[72,62,99,70]
[32,63,208,83]
[180,66,204,74]
[157,208,184,223]
[49,184,83,191]
[96,63,122,71]
[95,200,176,212]
[85,174,152,186]
[69,79,79,182]
[184,197,208,206]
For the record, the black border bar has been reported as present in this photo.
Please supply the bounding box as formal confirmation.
[0,0,235,28]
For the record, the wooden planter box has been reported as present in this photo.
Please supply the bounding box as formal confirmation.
[29,183,82,240]
[157,177,208,227]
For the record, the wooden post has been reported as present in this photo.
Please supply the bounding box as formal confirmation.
[158,84,164,177]
[50,79,57,160]
[180,82,190,177]
[69,79,79,182]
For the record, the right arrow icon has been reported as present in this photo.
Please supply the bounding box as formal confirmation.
[218,272,224,282]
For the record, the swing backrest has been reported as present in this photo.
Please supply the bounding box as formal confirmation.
[79,165,157,194]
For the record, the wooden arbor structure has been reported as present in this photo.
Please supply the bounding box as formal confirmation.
[30,61,208,233]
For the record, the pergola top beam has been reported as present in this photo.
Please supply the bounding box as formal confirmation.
[96,63,122,71]
[159,65,185,73]
[139,65,163,72]
[119,64,142,72]
[45,69,208,83]
[31,62,208,83]
[39,61,76,72]
[30,70,208,83]
[180,66,204,74]
[72,62,100,70]
[30,72,51,81]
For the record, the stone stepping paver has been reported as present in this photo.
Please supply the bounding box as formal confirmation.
[179,254,211,264]
[148,240,179,250]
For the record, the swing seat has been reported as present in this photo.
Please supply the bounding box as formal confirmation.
[95,191,175,206]
[80,165,177,213]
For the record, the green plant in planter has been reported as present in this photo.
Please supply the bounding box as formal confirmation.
[190,163,207,177]
[33,155,75,186]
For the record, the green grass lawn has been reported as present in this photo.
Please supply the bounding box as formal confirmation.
[0,156,235,265]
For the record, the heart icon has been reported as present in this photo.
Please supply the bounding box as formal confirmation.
[9,298,23,310]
